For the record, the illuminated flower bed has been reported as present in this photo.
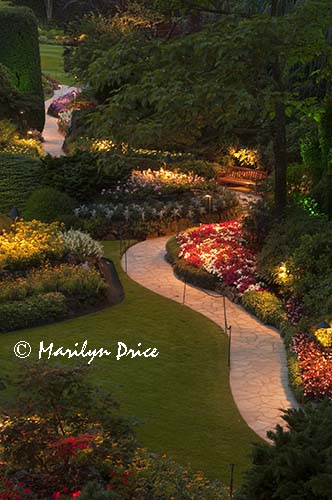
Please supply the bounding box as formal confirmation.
[177,221,260,293]
[292,332,332,399]
[0,221,106,332]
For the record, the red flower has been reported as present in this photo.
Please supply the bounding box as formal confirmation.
[53,492,61,499]
[71,490,81,498]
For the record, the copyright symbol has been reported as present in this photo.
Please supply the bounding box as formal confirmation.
[14,341,32,359]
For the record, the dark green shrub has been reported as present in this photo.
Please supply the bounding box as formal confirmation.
[239,402,332,500]
[242,290,286,329]
[42,152,102,202]
[0,6,44,130]
[25,187,76,222]
[0,153,42,212]
[0,292,67,332]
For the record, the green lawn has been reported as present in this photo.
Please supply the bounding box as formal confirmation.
[0,241,261,486]
[39,43,75,85]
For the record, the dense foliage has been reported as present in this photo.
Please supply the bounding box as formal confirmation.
[240,402,332,500]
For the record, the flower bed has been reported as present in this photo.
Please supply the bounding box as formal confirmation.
[291,332,332,399]
[0,221,107,332]
[177,221,260,294]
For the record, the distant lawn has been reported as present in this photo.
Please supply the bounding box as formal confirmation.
[0,241,262,486]
[39,43,75,85]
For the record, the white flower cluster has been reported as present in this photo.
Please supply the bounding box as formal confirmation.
[62,229,103,260]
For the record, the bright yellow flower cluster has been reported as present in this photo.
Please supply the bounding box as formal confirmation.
[0,220,65,272]
[314,328,332,348]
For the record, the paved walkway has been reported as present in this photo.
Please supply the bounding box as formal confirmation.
[42,85,76,156]
[122,237,298,441]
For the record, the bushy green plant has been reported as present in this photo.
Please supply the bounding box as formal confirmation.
[0,291,67,332]
[242,290,286,328]
[0,153,42,212]
[24,187,76,222]
[239,402,332,500]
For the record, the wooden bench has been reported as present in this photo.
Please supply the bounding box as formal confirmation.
[217,166,268,191]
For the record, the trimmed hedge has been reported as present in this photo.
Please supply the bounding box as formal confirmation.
[0,6,44,130]
[166,236,219,291]
[0,153,42,213]
[0,292,67,332]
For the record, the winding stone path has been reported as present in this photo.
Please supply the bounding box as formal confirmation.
[122,237,298,441]
[42,85,76,156]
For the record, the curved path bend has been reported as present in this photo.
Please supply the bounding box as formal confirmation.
[122,237,298,441]
[42,85,77,157]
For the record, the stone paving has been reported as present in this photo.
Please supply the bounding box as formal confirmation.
[42,85,76,157]
[122,237,298,441]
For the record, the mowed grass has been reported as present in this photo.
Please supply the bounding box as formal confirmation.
[39,43,75,85]
[0,241,262,485]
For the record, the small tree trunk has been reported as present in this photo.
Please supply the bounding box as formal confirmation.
[45,0,53,21]
[273,100,287,217]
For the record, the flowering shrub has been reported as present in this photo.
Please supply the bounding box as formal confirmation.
[291,332,332,399]
[58,110,73,134]
[0,220,65,273]
[177,222,259,294]
[62,230,103,261]
[313,327,332,348]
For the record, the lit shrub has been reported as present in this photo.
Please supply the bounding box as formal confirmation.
[242,290,286,328]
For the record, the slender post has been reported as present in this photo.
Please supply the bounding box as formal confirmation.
[229,463,235,500]
[223,295,228,331]
[124,240,128,273]
[228,326,232,368]
[182,281,187,305]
